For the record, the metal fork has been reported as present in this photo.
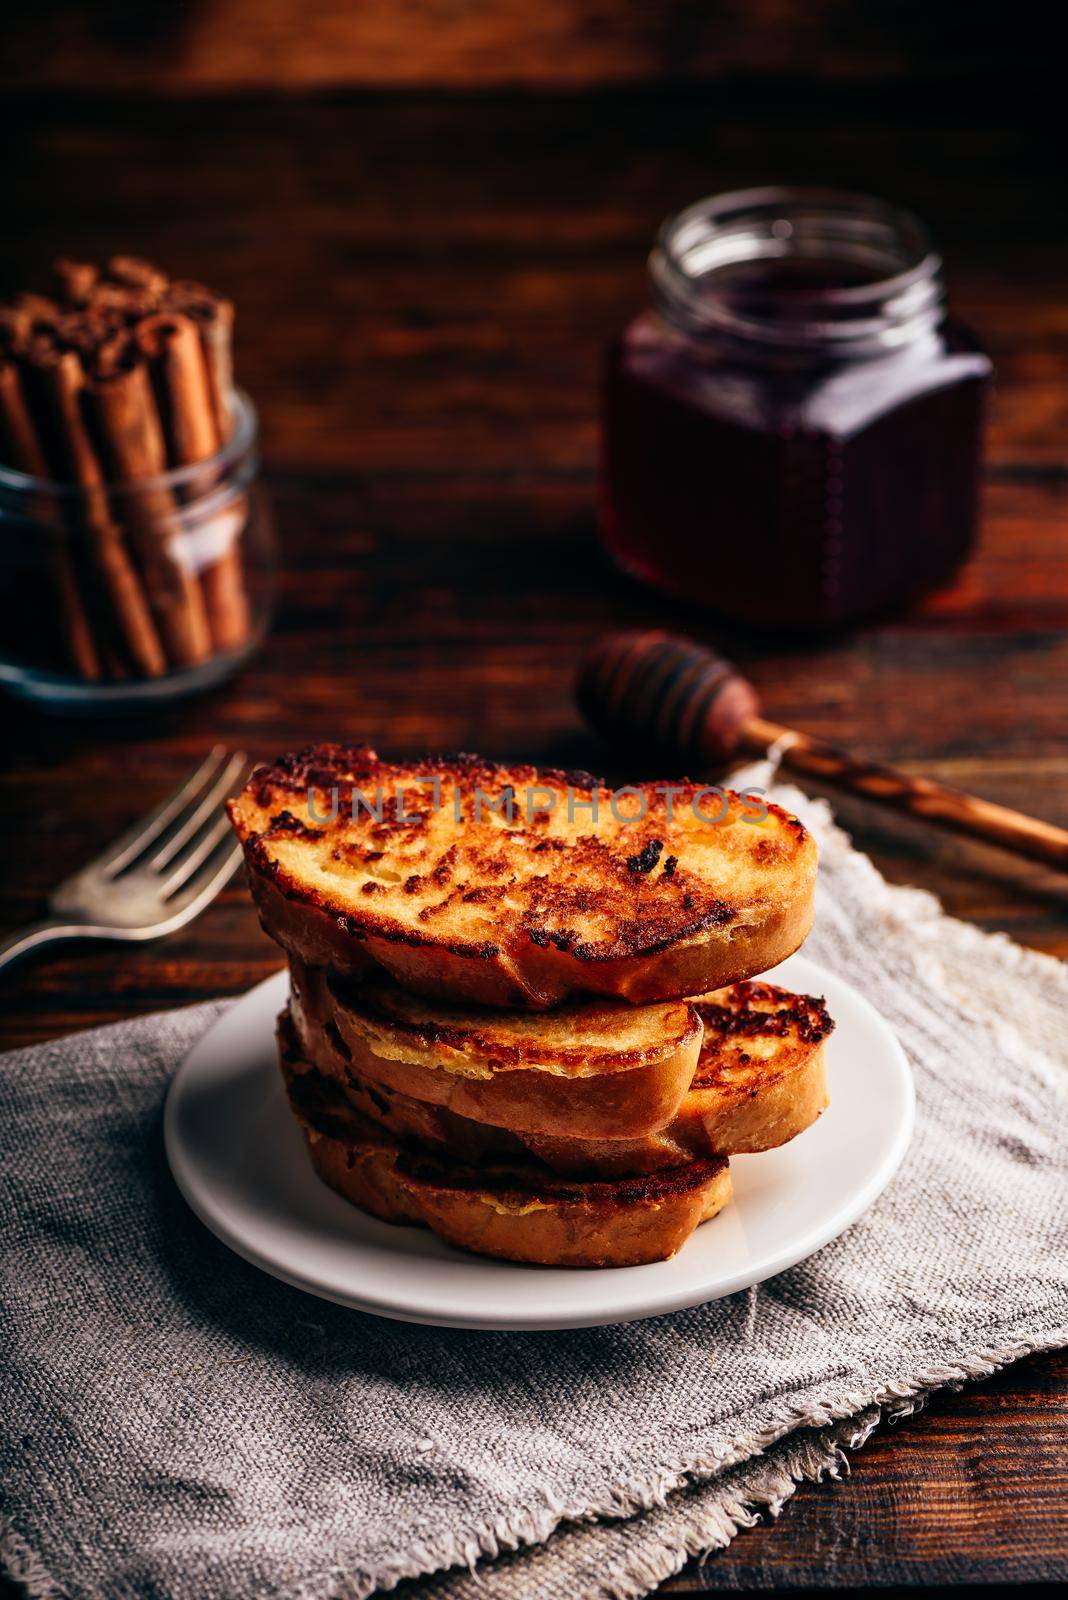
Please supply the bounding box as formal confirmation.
[0,746,250,975]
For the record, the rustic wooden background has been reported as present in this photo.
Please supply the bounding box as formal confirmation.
[0,0,1032,91]
[2,1,1066,1593]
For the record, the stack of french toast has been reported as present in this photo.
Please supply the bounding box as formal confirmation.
[229,746,832,1268]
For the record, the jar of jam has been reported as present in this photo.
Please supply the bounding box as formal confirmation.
[599,187,991,628]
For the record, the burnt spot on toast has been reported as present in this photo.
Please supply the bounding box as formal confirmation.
[261,809,324,843]
[626,839,663,874]
[691,983,833,1091]
[696,983,833,1045]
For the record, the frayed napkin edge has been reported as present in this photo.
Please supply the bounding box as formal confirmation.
[6,1334,1065,1600]
[543,1332,1068,1600]
[240,1330,1067,1600]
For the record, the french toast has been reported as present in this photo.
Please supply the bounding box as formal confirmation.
[279,1016,732,1268]
[229,745,817,1007]
[288,968,833,1174]
[289,958,703,1140]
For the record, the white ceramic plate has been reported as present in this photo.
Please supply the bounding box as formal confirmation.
[165,954,913,1331]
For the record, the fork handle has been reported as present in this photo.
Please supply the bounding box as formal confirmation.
[0,919,94,976]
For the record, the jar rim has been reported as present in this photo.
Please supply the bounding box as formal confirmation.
[0,386,258,499]
[651,186,944,357]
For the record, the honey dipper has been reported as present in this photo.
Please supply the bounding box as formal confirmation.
[576,631,1068,869]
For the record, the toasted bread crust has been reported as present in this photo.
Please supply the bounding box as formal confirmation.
[288,974,832,1173]
[290,960,703,1139]
[230,745,817,1007]
[683,983,832,1152]
[281,1029,732,1267]
[326,967,703,1074]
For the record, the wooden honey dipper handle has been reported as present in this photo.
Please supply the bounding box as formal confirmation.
[576,631,1068,871]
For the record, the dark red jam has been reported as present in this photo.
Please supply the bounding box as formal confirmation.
[599,189,991,629]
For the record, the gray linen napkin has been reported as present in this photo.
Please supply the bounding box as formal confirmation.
[2,781,1067,1600]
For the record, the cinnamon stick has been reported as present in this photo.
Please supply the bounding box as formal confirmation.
[89,283,162,329]
[53,259,99,306]
[138,313,219,463]
[86,342,213,669]
[166,281,234,437]
[24,344,167,678]
[0,353,102,681]
[108,256,169,297]
[44,541,104,681]
[138,311,251,651]
[0,307,31,352]
[13,293,62,332]
[0,357,48,475]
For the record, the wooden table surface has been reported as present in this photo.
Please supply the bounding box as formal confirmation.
[2,83,1066,1593]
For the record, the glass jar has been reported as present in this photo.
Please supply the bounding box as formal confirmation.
[0,390,273,711]
[599,187,991,629]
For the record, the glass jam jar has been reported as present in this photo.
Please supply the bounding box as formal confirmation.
[600,187,991,628]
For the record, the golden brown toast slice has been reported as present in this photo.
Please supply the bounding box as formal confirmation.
[289,958,703,1139]
[279,1017,732,1268]
[229,745,817,1007]
[680,983,832,1157]
[289,967,833,1173]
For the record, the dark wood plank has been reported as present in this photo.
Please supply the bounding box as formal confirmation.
[668,1350,1068,1590]
[0,1,1030,94]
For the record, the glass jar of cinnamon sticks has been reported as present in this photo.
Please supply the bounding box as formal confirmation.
[0,257,273,710]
